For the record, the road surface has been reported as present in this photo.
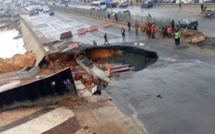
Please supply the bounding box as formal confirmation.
[67,3,215,37]
[24,10,215,134]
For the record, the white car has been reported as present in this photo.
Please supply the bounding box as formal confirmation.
[91,1,106,10]
[43,6,50,13]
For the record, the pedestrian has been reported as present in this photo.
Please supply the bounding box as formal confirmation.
[127,21,131,31]
[130,0,133,6]
[174,30,180,47]
[175,25,180,32]
[108,13,110,20]
[114,13,118,21]
[93,40,97,46]
[167,26,172,38]
[171,20,175,31]
[151,24,156,39]
[135,22,139,35]
[121,27,126,40]
[104,33,109,45]
[179,0,181,8]
[141,22,145,32]
[201,3,204,14]
[147,23,152,38]
[163,25,167,38]
[203,4,207,12]
[145,25,149,38]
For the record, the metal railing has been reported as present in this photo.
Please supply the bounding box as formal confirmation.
[51,5,174,29]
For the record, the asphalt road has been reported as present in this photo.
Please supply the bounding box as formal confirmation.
[67,3,215,37]
[32,10,215,134]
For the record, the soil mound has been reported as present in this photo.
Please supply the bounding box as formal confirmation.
[0,52,36,73]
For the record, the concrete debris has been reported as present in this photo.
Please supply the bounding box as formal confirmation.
[156,94,162,99]
[76,55,110,83]
[191,35,206,44]
[105,64,133,76]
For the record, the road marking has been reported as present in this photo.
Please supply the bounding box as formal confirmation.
[1,107,75,134]
[0,108,54,133]
[127,103,149,134]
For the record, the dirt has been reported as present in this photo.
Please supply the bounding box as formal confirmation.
[41,53,79,72]
[193,37,215,49]
[0,52,36,73]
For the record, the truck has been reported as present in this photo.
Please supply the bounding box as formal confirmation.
[103,0,118,8]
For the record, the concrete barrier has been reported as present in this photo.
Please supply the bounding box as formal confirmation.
[60,31,73,39]
[20,16,48,65]
[0,68,76,110]
[18,66,40,79]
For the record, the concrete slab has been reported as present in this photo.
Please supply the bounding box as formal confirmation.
[1,107,75,134]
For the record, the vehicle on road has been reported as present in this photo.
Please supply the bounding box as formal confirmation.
[161,0,176,3]
[142,0,153,8]
[204,10,214,17]
[179,18,198,30]
[43,6,50,13]
[29,10,38,16]
[49,10,55,16]
[119,1,129,8]
[91,1,107,10]
[117,10,131,15]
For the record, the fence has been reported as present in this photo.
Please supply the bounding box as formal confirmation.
[50,5,173,30]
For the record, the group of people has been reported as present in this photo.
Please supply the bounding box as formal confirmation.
[104,20,181,47]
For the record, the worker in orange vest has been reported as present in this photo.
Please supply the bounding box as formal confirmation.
[151,24,156,39]
[167,26,172,38]
[141,22,145,32]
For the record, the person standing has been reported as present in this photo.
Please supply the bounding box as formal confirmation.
[151,23,155,39]
[107,13,110,20]
[121,27,126,40]
[201,3,204,14]
[179,0,182,8]
[114,13,118,21]
[174,30,180,47]
[203,4,207,12]
[135,22,139,35]
[171,20,175,32]
[104,33,109,45]
[127,21,131,31]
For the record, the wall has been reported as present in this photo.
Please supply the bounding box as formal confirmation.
[20,17,47,65]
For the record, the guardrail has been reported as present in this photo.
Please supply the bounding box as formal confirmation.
[50,5,173,30]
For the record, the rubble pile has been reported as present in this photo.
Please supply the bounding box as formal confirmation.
[0,51,36,73]
[41,53,79,72]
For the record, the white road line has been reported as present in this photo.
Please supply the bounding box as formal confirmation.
[2,107,75,134]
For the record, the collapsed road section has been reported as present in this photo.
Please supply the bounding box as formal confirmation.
[0,68,76,110]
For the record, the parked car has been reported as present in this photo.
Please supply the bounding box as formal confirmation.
[142,0,153,8]
[119,1,129,8]
[29,10,38,16]
[118,10,131,15]
[179,18,198,30]
[43,6,50,13]
[49,10,55,16]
